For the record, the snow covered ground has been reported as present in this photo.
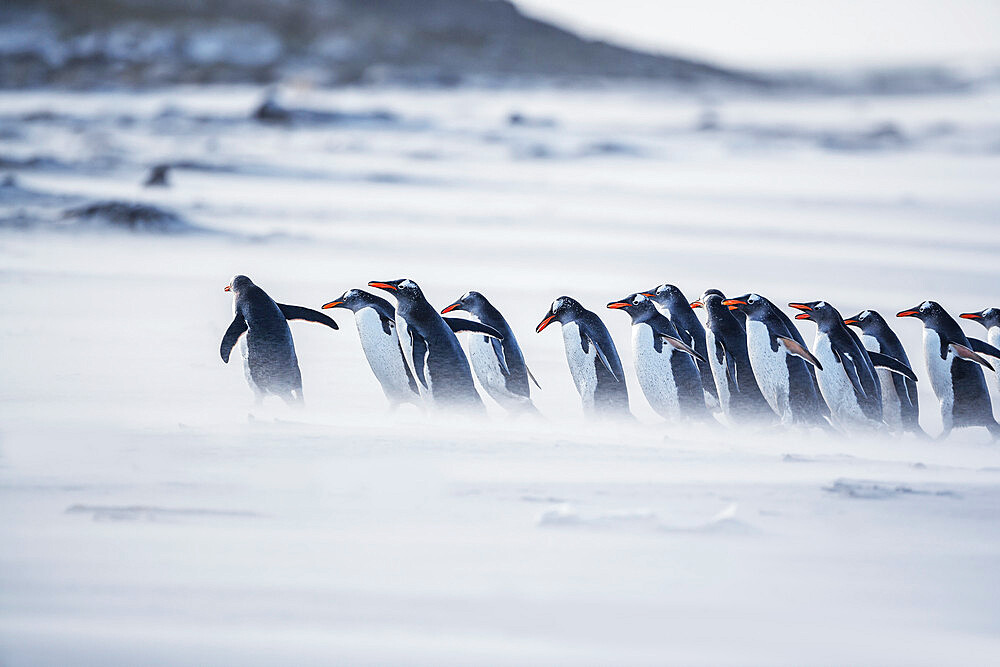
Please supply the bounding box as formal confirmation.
[1,84,999,664]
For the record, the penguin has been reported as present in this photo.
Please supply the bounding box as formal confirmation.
[368,279,501,412]
[536,296,630,419]
[721,293,828,427]
[606,293,708,422]
[690,291,772,424]
[844,309,924,436]
[221,275,339,405]
[321,289,420,409]
[789,301,918,432]
[898,301,1000,438]
[960,308,1000,405]
[639,284,718,409]
[440,291,541,415]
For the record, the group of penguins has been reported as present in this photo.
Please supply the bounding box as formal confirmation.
[221,274,1000,439]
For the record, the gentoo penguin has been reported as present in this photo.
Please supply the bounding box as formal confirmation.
[607,293,708,422]
[640,284,718,408]
[898,301,1000,438]
[844,309,924,436]
[368,279,501,412]
[536,296,630,419]
[691,292,772,424]
[789,301,918,431]
[960,308,1000,404]
[722,294,828,427]
[321,289,420,409]
[221,275,339,405]
[440,291,541,415]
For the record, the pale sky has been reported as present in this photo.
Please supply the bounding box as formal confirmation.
[514,0,1000,68]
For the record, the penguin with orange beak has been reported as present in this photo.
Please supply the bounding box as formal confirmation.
[368,278,501,412]
[898,301,1000,438]
[537,296,630,419]
[960,307,1000,404]
[221,274,339,406]
[844,309,923,436]
[440,291,540,415]
[788,301,917,431]
[607,293,708,423]
[721,293,829,427]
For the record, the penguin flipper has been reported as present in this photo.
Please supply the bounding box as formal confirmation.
[526,365,542,390]
[220,314,248,363]
[775,335,823,371]
[660,332,706,363]
[949,342,994,371]
[443,317,503,340]
[968,337,1000,361]
[580,331,620,383]
[490,337,511,376]
[716,339,738,389]
[833,346,868,400]
[278,304,339,330]
[868,351,919,382]
[409,331,430,389]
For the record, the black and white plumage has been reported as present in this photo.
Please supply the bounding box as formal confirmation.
[844,309,923,436]
[960,308,1000,406]
[369,279,501,412]
[722,293,829,427]
[221,274,339,405]
[691,291,772,424]
[322,289,420,409]
[537,296,630,419]
[788,300,909,431]
[441,291,540,415]
[898,301,1000,438]
[607,293,708,422]
[641,283,718,409]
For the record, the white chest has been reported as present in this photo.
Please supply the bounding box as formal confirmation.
[632,323,681,420]
[355,308,412,397]
[745,320,789,420]
[923,328,955,427]
[987,328,1000,395]
[812,332,865,426]
[859,334,901,429]
[562,321,597,409]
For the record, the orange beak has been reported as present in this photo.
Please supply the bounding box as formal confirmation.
[536,315,556,333]
[606,302,629,310]
[960,312,982,320]
[441,302,461,314]
[795,313,812,320]
[322,301,343,309]
[788,303,813,311]
[690,301,703,309]
[843,318,858,325]
[641,292,655,297]
[897,310,919,318]
[721,298,746,311]
[368,281,396,291]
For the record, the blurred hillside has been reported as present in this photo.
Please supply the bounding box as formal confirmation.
[0,0,766,89]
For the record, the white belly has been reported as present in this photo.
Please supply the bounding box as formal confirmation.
[355,308,415,403]
[562,321,597,412]
[987,327,1000,409]
[632,323,681,421]
[923,328,954,431]
[705,327,731,417]
[813,332,867,429]
[468,334,530,410]
[396,313,431,398]
[745,320,789,422]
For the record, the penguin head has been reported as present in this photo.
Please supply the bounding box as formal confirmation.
[641,283,686,309]
[897,300,946,326]
[536,296,582,333]
[843,309,886,334]
[606,292,656,321]
[225,274,253,296]
[692,292,725,314]
[322,288,376,312]
[368,278,424,303]
[788,300,842,329]
[440,290,489,318]
[960,307,1000,329]
[721,293,769,319]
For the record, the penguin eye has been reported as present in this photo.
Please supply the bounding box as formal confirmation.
[748,294,759,303]
[632,296,643,305]
[920,301,931,311]
[401,279,416,289]
[552,298,563,311]
[816,301,827,309]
